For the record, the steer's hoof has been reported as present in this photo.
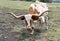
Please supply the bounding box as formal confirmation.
[30,32,34,35]
[30,31,34,35]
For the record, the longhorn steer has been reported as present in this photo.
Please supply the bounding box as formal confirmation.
[9,0,48,34]
[8,10,48,34]
[28,0,48,32]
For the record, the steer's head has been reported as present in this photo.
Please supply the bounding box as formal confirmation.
[8,12,40,29]
[19,14,39,29]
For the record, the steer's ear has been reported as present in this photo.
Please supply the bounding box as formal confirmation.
[31,15,39,20]
[20,15,25,20]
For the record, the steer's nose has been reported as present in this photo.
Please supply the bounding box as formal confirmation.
[28,26,34,29]
[27,26,31,29]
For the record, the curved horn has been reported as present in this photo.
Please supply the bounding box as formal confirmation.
[8,12,25,20]
[31,10,48,20]
[39,10,48,17]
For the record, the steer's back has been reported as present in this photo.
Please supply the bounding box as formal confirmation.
[28,1,48,15]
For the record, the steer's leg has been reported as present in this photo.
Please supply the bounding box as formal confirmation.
[30,27,34,34]
[40,16,47,32]
[45,16,48,29]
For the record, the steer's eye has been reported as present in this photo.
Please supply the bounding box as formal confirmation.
[20,16,25,20]
[31,15,39,20]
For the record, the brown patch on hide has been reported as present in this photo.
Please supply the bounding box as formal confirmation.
[25,19,33,28]
[20,16,25,20]
[31,15,39,20]
[25,20,28,26]
[29,7,38,14]
[34,4,37,7]
[30,19,33,27]
[37,12,40,14]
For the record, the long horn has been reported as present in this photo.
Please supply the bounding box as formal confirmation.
[31,10,48,20]
[32,10,48,17]
[39,10,48,17]
[8,12,24,18]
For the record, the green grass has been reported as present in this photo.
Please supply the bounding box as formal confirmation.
[0,0,32,9]
[0,0,60,9]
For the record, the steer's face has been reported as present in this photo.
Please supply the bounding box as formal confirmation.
[25,14,32,28]
[20,14,39,28]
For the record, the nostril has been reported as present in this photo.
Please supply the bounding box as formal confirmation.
[32,27,34,29]
[27,26,34,29]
